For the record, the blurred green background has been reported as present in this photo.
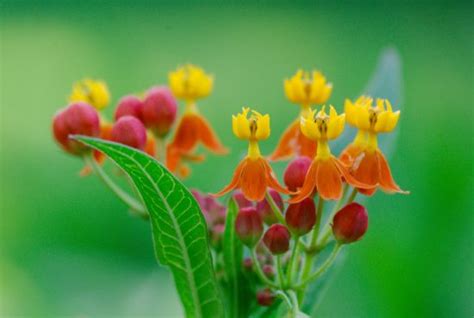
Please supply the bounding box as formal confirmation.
[1,1,472,317]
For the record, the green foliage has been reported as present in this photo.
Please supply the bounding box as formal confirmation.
[74,136,224,318]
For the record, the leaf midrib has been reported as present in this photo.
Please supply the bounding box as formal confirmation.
[104,144,203,318]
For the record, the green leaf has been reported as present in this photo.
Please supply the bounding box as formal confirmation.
[74,136,224,318]
[222,198,251,317]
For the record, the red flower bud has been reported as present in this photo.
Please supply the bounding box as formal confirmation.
[256,189,284,225]
[284,156,312,192]
[142,86,177,137]
[52,102,100,155]
[257,288,275,307]
[232,190,253,209]
[111,116,147,150]
[263,224,290,255]
[285,198,316,236]
[114,95,143,121]
[332,202,368,244]
[235,207,263,247]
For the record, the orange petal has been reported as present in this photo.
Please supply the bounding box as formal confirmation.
[351,151,379,188]
[296,127,317,158]
[334,157,374,190]
[239,158,268,201]
[316,158,343,200]
[214,159,247,197]
[169,114,201,153]
[197,114,228,154]
[376,150,408,194]
[339,143,363,166]
[166,144,181,172]
[268,121,300,161]
[145,134,157,157]
[289,160,318,203]
[262,159,292,195]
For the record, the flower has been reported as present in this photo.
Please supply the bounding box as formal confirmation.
[283,156,312,192]
[235,207,263,247]
[289,106,371,202]
[69,79,110,110]
[285,198,316,236]
[169,64,213,102]
[215,108,291,201]
[166,65,227,176]
[284,70,332,106]
[269,70,332,161]
[340,96,407,195]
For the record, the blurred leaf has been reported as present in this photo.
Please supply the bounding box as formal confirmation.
[75,136,224,318]
[304,48,403,316]
[222,198,251,317]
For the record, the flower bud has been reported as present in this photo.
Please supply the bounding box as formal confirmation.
[263,224,290,255]
[332,202,368,244]
[52,102,100,155]
[284,156,312,191]
[262,264,275,279]
[256,189,284,225]
[242,257,253,271]
[232,190,253,209]
[257,288,275,307]
[111,116,147,150]
[114,95,143,121]
[285,198,316,236]
[142,86,177,137]
[235,207,263,247]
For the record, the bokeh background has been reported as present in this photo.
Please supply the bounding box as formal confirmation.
[1,1,472,317]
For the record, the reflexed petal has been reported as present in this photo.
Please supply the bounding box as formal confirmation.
[316,158,342,200]
[214,159,247,197]
[289,160,318,203]
[240,158,268,201]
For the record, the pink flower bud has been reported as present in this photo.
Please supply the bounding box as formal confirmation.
[284,156,312,192]
[285,198,316,236]
[262,264,274,279]
[235,207,263,247]
[142,86,177,137]
[232,190,253,209]
[111,116,147,150]
[256,189,284,225]
[332,202,368,244]
[263,224,290,255]
[242,257,253,271]
[257,288,275,307]
[114,95,143,121]
[52,102,100,155]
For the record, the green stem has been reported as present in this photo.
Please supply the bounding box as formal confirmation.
[287,290,299,318]
[347,187,358,204]
[276,255,285,289]
[297,196,324,301]
[274,290,292,309]
[154,136,166,163]
[286,237,300,287]
[265,191,286,225]
[84,155,148,219]
[251,249,277,288]
[296,243,343,289]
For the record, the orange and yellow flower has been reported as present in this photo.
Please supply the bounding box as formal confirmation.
[69,79,110,110]
[269,70,332,161]
[289,106,371,202]
[166,65,227,175]
[340,96,407,195]
[215,108,290,201]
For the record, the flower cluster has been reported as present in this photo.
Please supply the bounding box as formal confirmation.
[52,65,227,178]
[51,65,407,312]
